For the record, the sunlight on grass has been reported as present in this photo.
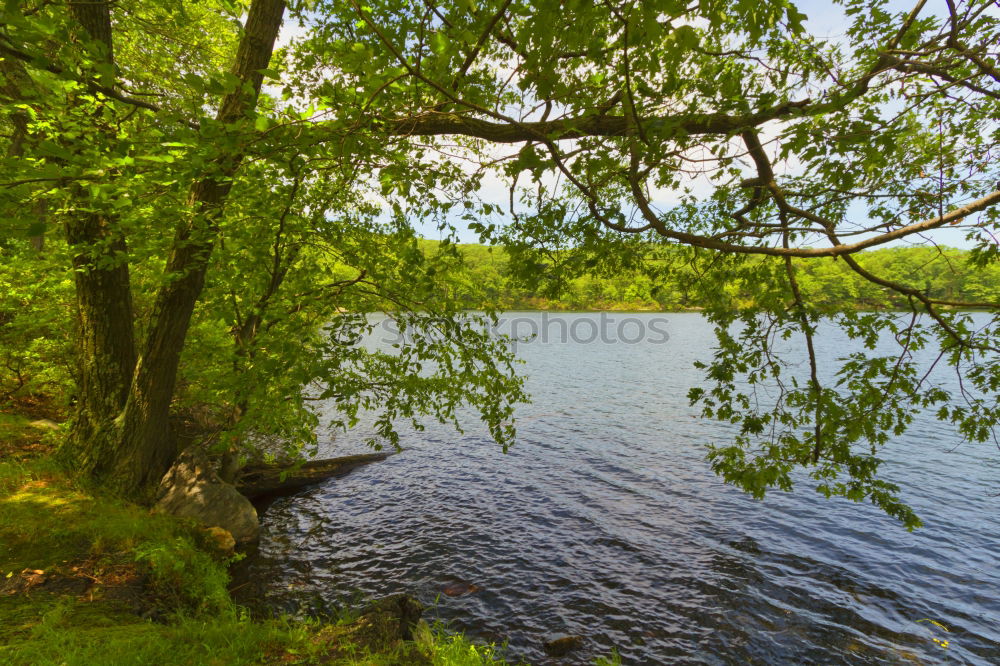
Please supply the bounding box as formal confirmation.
[416,620,515,665]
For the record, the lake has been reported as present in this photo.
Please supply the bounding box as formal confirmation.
[239,313,999,664]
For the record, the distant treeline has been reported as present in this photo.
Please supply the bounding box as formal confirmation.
[432,243,999,311]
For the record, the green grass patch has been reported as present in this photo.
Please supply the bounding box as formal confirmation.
[0,595,309,666]
[0,452,307,664]
[0,412,58,460]
[415,621,516,665]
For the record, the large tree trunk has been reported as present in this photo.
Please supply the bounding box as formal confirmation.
[63,216,137,463]
[56,1,138,476]
[56,0,286,498]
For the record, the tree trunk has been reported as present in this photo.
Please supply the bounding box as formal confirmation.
[56,0,138,476]
[237,454,392,501]
[105,0,287,497]
[62,216,137,467]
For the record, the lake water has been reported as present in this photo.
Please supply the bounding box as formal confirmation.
[239,313,999,664]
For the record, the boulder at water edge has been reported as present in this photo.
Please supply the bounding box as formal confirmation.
[154,448,259,544]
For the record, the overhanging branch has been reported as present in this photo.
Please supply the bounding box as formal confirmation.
[385,100,812,142]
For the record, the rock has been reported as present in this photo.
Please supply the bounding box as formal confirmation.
[357,593,425,642]
[311,595,429,664]
[729,536,761,555]
[544,635,584,657]
[155,448,259,544]
[202,526,236,554]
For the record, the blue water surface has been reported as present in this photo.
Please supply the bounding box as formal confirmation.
[242,313,999,665]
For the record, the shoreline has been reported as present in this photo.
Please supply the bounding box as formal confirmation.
[0,410,620,665]
[0,412,518,665]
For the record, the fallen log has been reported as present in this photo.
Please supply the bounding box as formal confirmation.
[236,453,391,501]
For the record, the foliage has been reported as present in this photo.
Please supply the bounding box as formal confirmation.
[0,242,74,406]
[444,242,1000,312]
[0,0,997,523]
[312,0,998,527]
[176,165,529,462]
[0,0,528,487]
[594,649,623,666]
[414,620,515,665]
[132,536,232,614]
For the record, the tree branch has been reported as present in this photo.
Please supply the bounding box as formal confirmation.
[386,100,812,143]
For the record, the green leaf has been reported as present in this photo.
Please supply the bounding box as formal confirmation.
[430,31,448,55]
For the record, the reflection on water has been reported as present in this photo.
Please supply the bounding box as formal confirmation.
[239,314,1000,664]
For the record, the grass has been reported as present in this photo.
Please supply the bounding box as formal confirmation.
[0,412,619,664]
[0,411,56,461]
[0,429,302,665]
[414,622,517,666]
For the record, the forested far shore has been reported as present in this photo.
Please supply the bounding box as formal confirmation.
[3,239,995,418]
[428,243,1000,312]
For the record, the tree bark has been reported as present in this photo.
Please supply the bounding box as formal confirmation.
[53,0,286,497]
[107,0,287,496]
[56,0,138,475]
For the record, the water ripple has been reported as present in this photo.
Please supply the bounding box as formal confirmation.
[240,314,1000,664]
